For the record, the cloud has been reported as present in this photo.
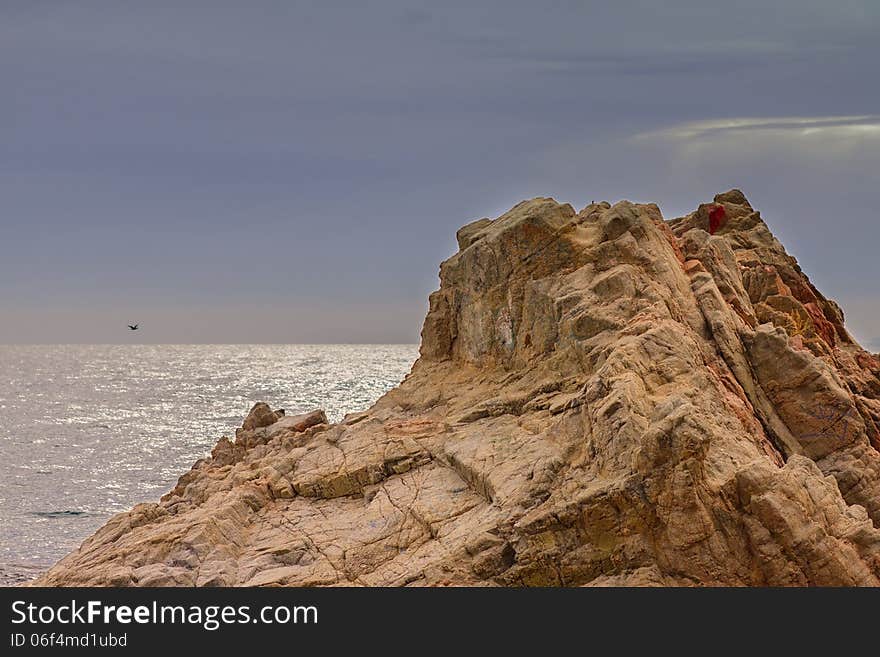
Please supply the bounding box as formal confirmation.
[634,115,880,141]
[630,115,880,165]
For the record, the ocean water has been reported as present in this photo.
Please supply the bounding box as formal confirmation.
[0,344,418,585]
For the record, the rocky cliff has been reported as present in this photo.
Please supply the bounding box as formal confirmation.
[34,190,880,586]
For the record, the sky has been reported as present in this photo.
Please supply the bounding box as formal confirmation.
[1,1,878,347]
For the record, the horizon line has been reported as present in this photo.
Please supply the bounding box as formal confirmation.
[0,342,422,347]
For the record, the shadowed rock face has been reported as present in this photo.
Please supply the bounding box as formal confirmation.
[33,190,880,586]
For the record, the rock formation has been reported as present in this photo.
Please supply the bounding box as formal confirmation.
[33,190,880,586]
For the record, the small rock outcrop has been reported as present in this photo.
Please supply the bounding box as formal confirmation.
[33,191,880,586]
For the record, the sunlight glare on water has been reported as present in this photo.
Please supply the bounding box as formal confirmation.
[0,344,418,584]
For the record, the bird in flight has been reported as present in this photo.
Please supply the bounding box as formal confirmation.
[128,324,139,331]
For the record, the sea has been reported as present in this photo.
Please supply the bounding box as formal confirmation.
[0,344,418,585]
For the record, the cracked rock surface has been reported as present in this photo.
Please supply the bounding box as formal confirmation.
[34,190,880,586]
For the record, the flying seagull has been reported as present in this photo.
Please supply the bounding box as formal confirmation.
[128,324,139,331]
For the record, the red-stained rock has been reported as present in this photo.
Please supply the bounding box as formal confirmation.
[804,301,838,347]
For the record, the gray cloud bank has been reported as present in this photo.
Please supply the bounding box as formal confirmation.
[1,1,878,343]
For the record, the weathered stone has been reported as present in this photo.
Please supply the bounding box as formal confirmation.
[456,217,493,250]
[31,190,880,587]
[241,402,284,431]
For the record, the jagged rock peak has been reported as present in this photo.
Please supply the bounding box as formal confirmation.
[33,190,880,587]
